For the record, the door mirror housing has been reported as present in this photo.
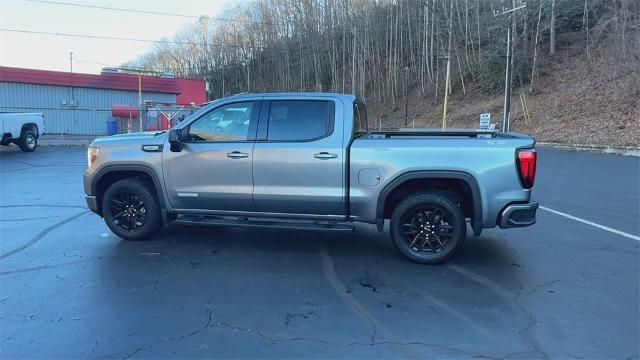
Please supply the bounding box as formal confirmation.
[168,129,183,152]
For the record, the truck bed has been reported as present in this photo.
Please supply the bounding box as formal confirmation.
[348,129,535,229]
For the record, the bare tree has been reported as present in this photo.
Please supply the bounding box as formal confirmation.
[550,0,556,56]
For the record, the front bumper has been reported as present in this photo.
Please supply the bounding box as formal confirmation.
[499,202,538,228]
[85,195,99,214]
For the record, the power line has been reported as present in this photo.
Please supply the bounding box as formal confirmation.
[0,28,291,51]
[74,60,171,74]
[25,0,202,18]
[23,0,287,28]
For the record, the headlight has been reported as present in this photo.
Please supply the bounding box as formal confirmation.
[87,147,99,167]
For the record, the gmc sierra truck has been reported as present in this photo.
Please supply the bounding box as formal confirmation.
[0,112,45,152]
[83,93,538,264]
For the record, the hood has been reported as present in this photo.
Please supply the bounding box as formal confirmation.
[90,131,167,147]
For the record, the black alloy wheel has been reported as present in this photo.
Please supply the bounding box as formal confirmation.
[390,192,466,264]
[109,191,148,232]
[101,178,162,240]
[401,205,454,254]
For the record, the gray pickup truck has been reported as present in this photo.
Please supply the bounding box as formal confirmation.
[83,93,538,264]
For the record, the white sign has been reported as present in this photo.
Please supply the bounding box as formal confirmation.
[480,113,491,129]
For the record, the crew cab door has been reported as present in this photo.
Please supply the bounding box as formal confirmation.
[162,101,260,211]
[252,99,346,216]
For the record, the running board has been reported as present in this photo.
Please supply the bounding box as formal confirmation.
[174,215,355,233]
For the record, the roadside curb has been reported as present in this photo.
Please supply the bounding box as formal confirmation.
[38,135,97,148]
[538,142,640,157]
[40,143,90,147]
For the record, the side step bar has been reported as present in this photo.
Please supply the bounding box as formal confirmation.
[174,215,355,233]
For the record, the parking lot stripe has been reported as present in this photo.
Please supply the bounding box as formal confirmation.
[539,206,640,242]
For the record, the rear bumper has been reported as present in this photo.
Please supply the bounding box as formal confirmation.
[499,202,538,228]
[85,195,99,214]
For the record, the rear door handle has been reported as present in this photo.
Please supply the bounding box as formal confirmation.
[314,152,338,160]
[227,151,249,159]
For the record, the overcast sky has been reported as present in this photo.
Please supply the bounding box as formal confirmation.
[0,0,235,74]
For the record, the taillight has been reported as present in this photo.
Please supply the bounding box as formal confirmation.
[517,149,536,189]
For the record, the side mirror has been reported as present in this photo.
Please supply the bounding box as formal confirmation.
[168,129,183,152]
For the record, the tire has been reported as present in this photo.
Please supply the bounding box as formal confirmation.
[101,178,163,240]
[390,192,467,264]
[17,130,37,152]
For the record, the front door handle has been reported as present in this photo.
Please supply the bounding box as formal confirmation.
[227,151,249,159]
[314,152,338,160]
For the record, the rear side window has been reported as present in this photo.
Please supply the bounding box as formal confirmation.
[267,100,334,141]
[353,102,368,134]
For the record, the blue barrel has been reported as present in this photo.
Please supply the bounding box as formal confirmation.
[106,120,118,135]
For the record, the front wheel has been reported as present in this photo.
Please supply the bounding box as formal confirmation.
[390,192,467,264]
[101,178,163,240]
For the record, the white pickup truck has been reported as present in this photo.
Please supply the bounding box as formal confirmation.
[0,113,45,152]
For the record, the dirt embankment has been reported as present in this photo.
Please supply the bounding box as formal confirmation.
[367,39,639,148]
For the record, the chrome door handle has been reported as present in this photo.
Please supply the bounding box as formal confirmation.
[227,151,249,159]
[314,152,338,160]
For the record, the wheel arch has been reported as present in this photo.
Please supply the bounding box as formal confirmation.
[20,123,39,137]
[376,171,483,236]
[91,164,167,218]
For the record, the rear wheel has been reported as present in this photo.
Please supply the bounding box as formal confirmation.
[390,192,466,264]
[102,178,162,240]
[17,130,37,152]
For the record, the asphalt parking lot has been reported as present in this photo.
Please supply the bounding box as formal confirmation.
[1,145,638,359]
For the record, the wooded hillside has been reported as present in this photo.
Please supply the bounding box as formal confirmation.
[128,0,639,147]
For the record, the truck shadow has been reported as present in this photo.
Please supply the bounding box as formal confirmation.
[91,222,530,358]
[98,221,522,289]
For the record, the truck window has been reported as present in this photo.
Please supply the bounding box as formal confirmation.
[267,101,334,141]
[188,102,254,142]
[353,102,368,135]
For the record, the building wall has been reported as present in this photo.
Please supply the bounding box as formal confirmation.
[0,82,176,135]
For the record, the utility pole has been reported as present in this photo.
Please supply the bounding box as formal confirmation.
[138,73,143,132]
[69,51,74,137]
[495,1,526,132]
[442,0,454,131]
[503,26,512,132]
[69,51,74,100]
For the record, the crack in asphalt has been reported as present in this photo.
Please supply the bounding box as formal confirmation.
[319,244,384,345]
[10,159,38,167]
[0,167,34,172]
[0,211,89,260]
[212,320,481,356]
[522,279,562,297]
[117,247,491,359]
[120,304,214,360]
[2,164,87,173]
[121,303,479,359]
[346,269,381,294]
[3,159,85,169]
[284,310,321,325]
[0,257,95,276]
[446,263,550,359]
[0,204,87,209]
[0,216,63,222]
[317,242,485,358]
[377,269,498,343]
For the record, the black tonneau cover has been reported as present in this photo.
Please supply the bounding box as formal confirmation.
[365,128,532,140]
